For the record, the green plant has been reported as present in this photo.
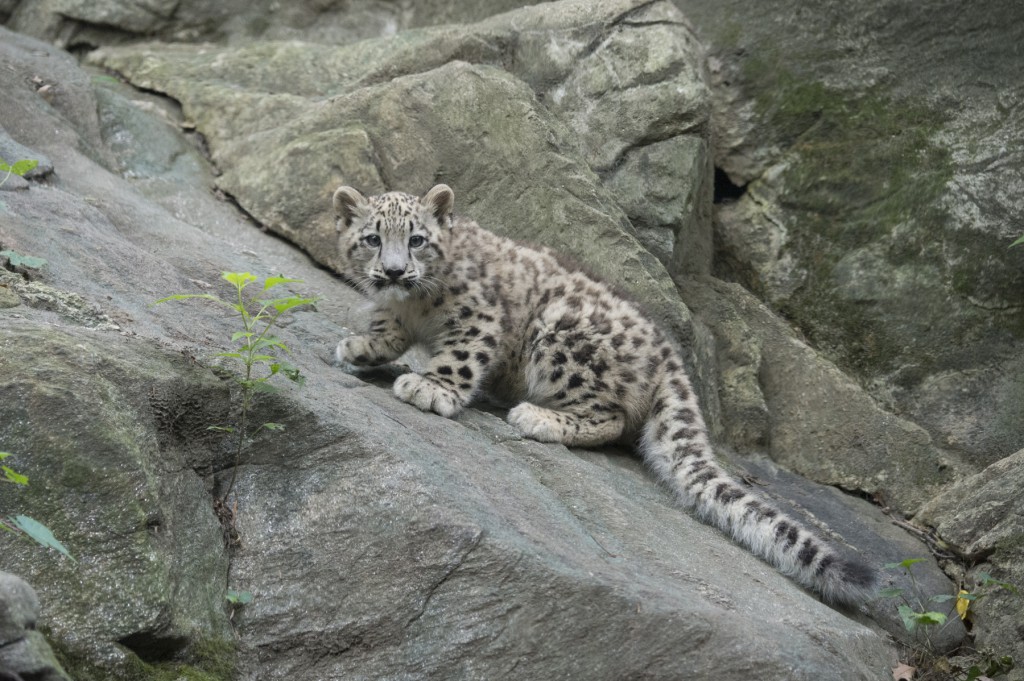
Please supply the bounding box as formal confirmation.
[0,157,38,188]
[1010,235,1024,248]
[1,451,75,561]
[882,559,1018,680]
[154,273,315,511]
[881,558,951,636]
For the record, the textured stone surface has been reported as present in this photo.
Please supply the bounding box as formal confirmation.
[673,0,1024,472]
[0,323,235,679]
[10,0,1023,674]
[0,572,70,681]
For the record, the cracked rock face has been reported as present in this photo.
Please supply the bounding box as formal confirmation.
[676,0,1024,474]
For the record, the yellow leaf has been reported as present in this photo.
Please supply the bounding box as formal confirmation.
[956,589,970,620]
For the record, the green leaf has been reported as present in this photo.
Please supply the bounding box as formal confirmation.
[270,363,305,386]
[261,422,285,431]
[225,589,253,604]
[283,366,305,385]
[11,515,75,561]
[248,354,276,364]
[250,337,287,353]
[250,382,280,394]
[1011,235,1024,248]
[258,296,317,314]
[222,272,257,289]
[897,604,947,631]
[10,159,38,177]
[264,275,302,290]
[231,331,254,342]
[215,352,245,360]
[0,452,9,461]
[930,594,957,602]
[968,656,1017,681]
[0,250,48,269]
[207,425,236,433]
[977,572,1019,593]
[2,466,28,486]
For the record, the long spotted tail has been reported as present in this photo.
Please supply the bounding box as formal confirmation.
[640,367,875,606]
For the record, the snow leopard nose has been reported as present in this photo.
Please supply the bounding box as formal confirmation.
[384,268,405,281]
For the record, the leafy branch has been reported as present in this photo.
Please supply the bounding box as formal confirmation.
[882,558,1018,680]
[155,273,316,509]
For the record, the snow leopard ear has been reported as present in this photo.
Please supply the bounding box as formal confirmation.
[332,186,368,230]
[421,184,454,225]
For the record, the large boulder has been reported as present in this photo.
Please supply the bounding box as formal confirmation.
[0,572,70,681]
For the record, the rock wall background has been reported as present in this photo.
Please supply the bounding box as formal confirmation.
[0,0,1021,679]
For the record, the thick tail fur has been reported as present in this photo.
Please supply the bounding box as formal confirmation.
[640,369,876,606]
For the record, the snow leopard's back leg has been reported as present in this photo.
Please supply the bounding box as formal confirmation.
[505,315,629,447]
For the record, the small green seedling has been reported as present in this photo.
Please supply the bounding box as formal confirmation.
[883,558,1018,680]
[155,273,316,509]
[1,451,75,561]
[881,558,949,633]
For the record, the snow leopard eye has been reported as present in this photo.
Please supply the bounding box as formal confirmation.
[409,235,426,248]
[363,234,381,248]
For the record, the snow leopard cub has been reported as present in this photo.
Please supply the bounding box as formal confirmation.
[332,183,875,606]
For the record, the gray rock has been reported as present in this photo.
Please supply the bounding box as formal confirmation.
[0,572,71,681]
[7,0,544,47]
[681,276,957,514]
[0,323,235,679]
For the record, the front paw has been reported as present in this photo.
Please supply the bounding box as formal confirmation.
[394,373,463,418]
